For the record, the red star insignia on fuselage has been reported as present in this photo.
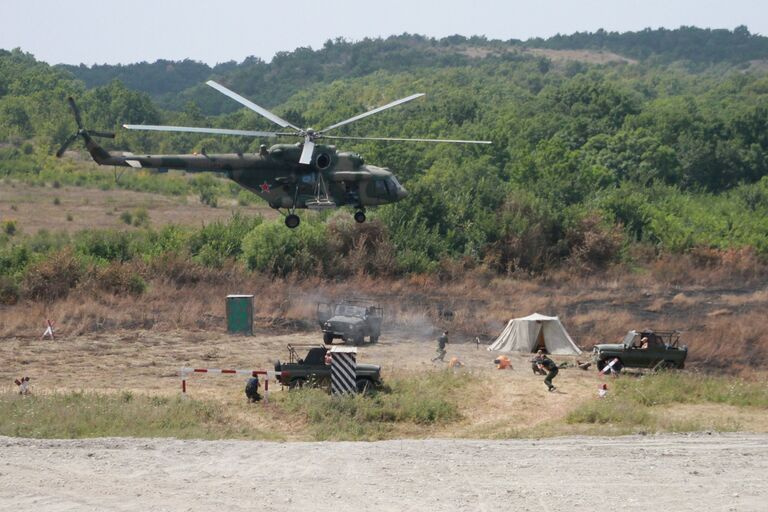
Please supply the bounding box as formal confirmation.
[259,182,270,193]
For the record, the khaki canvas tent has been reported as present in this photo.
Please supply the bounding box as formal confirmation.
[487,313,581,355]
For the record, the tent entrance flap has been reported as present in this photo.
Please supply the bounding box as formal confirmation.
[487,313,581,355]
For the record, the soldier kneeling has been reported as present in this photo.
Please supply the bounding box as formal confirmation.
[245,376,261,402]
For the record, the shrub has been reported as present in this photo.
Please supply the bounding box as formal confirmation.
[188,213,262,268]
[2,220,17,236]
[21,248,83,300]
[131,208,149,228]
[0,276,20,305]
[74,230,136,262]
[325,216,397,276]
[191,174,219,208]
[241,220,327,276]
[90,263,147,296]
[565,212,625,272]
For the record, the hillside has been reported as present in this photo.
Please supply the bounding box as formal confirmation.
[0,26,767,317]
[56,27,768,113]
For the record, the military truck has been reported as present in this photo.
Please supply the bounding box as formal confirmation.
[317,299,383,345]
[593,329,687,372]
[273,344,383,392]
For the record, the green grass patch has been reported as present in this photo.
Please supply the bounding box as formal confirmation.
[276,370,469,441]
[566,373,768,432]
[611,372,768,407]
[0,390,273,440]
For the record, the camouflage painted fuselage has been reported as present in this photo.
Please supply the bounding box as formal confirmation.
[83,136,407,209]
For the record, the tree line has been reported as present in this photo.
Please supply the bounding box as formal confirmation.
[0,26,767,287]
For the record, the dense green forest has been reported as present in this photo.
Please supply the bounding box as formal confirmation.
[1,26,767,299]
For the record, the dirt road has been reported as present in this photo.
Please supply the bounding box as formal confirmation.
[1,434,765,511]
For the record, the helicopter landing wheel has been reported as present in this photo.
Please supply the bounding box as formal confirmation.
[285,214,301,229]
[353,210,366,224]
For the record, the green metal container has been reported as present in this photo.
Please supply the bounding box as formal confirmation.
[226,294,253,335]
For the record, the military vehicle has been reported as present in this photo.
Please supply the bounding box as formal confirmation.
[317,299,383,345]
[593,329,687,372]
[273,344,382,392]
[57,81,490,228]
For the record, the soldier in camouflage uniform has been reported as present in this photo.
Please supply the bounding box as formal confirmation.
[535,349,559,392]
[432,331,449,362]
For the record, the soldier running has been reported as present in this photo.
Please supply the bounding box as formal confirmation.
[535,349,559,392]
[432,331,449,362]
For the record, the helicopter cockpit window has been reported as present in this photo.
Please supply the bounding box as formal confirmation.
[374,179,389,197]
[315,152,332,170]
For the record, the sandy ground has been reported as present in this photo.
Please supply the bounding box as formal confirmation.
[3,329,767,436]
[2,327,768,510]
[1,433,766,512]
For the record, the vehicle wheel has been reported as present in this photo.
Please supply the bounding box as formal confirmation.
[354,210,366,223]
[353,335,364,345]
[289,378,306,390]
[657,360,679,372]
[323,332,333,344]
[356,378,372,395]
[596,359,606,372]
[285,214,300,229]
[370,335,378,344]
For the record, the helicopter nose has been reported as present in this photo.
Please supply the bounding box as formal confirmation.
[397,185,408,199]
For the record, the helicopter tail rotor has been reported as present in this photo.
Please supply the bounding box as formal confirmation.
[56,97,115,158]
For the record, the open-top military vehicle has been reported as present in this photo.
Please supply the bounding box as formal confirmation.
[317,299,383,345]
[273,344,383,392]
[593,329,687,372]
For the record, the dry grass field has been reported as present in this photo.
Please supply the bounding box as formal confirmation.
[0,182,276,234]
[1,182,767,441]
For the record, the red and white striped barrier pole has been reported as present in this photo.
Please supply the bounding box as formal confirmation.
[180,368,280,403]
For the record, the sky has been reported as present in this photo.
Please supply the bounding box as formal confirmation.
[2,0,766,66]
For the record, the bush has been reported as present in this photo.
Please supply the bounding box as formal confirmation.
[2,220,18,236]
[191,174,219,208]
[325,216,397,276]
[0,276,20,305]
[241,220,327,276]
[74,230,136,262]
[90,263,147,296]
[188,213,262,268]
[565,212,625,272]
[22,248,83,300]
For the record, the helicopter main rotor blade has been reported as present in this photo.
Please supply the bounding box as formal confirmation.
[206,80,301,132]
[56,133,79,158]
[322,135,492,144]
[67,97,83,129]
[320,93,425,133]
[122,124,288,138]
[89,130,116,139]
[299,137,315,165]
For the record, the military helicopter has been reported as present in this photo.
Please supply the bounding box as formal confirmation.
[57,80,491,228]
